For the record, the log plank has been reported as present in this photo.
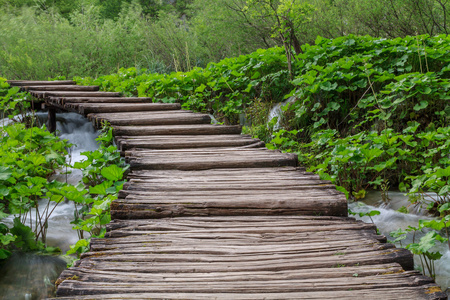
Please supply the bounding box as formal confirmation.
[21,85,99,91]
[29,90,121,98]
[51,286,448,300]
[7,80,75,86]
[113,124,242,136]
[88,111,211,126]
[67,103,181,115]
[48,97,154,104]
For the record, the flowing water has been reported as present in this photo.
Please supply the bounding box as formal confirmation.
[0,112,99,300]
[267,96,296,130]
[350,191,450,295]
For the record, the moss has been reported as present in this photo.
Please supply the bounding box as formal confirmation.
[425,286,443,294]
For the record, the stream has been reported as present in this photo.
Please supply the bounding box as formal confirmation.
[0,112,99,300]
[350,192,450,295]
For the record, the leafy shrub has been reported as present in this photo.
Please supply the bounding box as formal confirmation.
[67,125,128,259]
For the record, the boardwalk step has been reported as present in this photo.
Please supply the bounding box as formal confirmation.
[51,287,448,299]
[21,85,99,91]
[7,80,75,86]
[29,91,121,98]
[52,217,445,299]
[48,97,153,103]
[68,103,181,115]
[113,167,345,218]
[115,134,262,150]
[127,149,298,171]
[113,124,242,136]
[88,111,211,126]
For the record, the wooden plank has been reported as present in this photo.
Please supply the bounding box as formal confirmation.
[56,264,406,281]
[126,169,316,181]
[110,203,346,219]
[51,285,449,300]
[127,167,308,178]
[21,85,99,91]
[117,137,263,150]
[56,271,435,294]
[48,97,153,104]
[7,80,75,86]
[54,212,445,299]
[113,124,242,136]
[128,153,297,170]
[68,103,181,114]
[92,232,386,250]
[29,91,121,98]
[104,216,375,232]
[88,111,211,126]
[125,148,298,171]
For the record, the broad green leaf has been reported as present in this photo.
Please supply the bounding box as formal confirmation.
[90,181,112,195]
[101,165,124,181]
[413,101,428,111]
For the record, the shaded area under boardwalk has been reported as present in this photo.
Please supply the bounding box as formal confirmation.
[7,80,447,299]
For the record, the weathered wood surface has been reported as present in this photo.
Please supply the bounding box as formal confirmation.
[7,81,445,299]
[49,96,153,104]
[115,134,264,151]
[51,288,448,300]
[113,124,242,136]
[114,167,346,218]
[52,217,446,299]
[7,80,75,86]
[21,85,99,91]
[70,103,182,115]
[29,90,122,99]
[88,111,211,126]
[126,148,298,171]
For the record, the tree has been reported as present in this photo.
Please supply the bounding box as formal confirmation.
[237,0,315,78]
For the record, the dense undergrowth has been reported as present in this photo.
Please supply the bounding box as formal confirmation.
[76,34,450,203]
[0,78,127,264]
[76,35,450,279]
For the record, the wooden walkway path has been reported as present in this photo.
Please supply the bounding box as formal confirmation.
[8,80,447,299]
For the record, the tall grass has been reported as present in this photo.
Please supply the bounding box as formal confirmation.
[0,3,198,79]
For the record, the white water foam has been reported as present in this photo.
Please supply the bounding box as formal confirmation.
[267,96,296,131]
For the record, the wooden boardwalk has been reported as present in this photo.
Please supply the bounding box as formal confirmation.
[8,80,447,299]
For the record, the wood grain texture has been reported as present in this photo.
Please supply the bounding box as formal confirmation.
[115,134,263,150]
[88,111,211,126]
[113,124,242,136]
[21,85,99,91]
[52,217,445,299]
[48,97,154,103]
[29,90,121,98]
[7,80,75,86]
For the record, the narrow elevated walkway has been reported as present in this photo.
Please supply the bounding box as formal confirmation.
[8,80,447,299]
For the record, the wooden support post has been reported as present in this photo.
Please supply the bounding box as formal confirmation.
[47,107,56,133]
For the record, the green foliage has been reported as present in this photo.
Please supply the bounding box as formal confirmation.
[68,124,128,259]
[291,35,450,135]
[0,85,73,260]
[79,35,450,206]
[1,82,128,264]
[390,202,450,279]
[348,205,380,224]
[76,47,291,124]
